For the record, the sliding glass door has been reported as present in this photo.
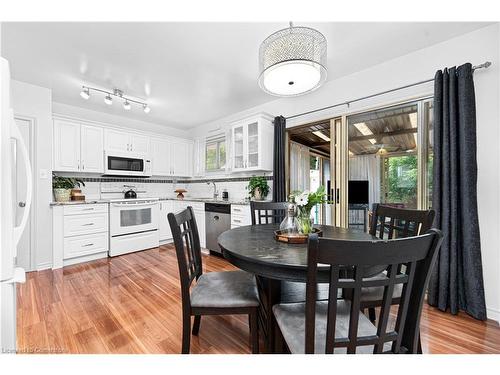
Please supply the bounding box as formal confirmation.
[331,98,433,230]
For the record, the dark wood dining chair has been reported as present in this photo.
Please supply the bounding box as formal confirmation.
[272,230,443,354]
[360,204,436,322]
[250,201,287,225]
[168,206,260,354]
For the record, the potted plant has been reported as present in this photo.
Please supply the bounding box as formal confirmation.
[289,186,329,234]
[248,176,270,201]
[52,174,85,202]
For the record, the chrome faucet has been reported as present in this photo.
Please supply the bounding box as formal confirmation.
[207,181,218,200]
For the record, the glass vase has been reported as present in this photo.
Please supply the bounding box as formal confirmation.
[297,206,313,234]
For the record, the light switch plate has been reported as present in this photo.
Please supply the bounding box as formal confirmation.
[39,169,48,179]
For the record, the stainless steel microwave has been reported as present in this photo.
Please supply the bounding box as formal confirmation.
[104,152,152,177]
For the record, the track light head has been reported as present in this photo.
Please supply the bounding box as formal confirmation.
[123,100,131,110]
[143,104,151,113]
[104,94,113,105]
[80,87,90,100]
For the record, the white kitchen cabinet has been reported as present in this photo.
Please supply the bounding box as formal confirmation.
[131,134,150,154]
[151,137,193,177]
[230,113,274,172]
[52,203,109,268]
[151,137,172,176]
[53,119,81,172]
[172,200,206,248]
[80,125,104,173]
[53,119,104,173]
[171,140,192,177]
[104,128,130,153]
[104,129,150,155]
[159,200,174,242]
[231,204,251,229]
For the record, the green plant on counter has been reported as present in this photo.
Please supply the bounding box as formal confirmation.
[52,173,85,189]
[247,176,270,200]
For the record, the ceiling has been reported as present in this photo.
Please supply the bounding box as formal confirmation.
[1,22,490,129]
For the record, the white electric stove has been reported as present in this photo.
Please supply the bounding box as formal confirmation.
[108,197,160,257]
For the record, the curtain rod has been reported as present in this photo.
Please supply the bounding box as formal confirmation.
[285,61,492,121]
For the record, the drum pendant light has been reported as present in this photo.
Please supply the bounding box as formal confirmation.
[259,22,327,97]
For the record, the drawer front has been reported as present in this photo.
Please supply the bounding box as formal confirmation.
[231,204,251,226]
[230,204,249,216]
[182,201,205,212]
[64,212,108,237]
[64,232,108,259]
[231,215,251,227]
[64,204,108,216]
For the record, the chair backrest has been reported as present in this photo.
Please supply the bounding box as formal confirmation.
[369,203,435,239]
[168,206,202,310]
[250,201,287,225]
[305,230,443,354]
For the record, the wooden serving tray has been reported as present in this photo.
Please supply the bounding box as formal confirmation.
[274,228,323,244]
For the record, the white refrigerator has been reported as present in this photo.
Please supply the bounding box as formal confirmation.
[0,57,33,353]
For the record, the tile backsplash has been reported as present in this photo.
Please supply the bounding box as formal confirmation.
[65,175,273,202]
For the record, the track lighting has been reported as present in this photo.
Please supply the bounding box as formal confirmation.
[104,94,113,105]
[80,87,90,100]
[79,85,150,114]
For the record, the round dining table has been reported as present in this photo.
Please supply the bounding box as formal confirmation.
[217,223,378,352]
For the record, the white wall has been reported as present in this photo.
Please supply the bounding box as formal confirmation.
[11,80,53,270]
[191,24,500,322]
[52,102,190,139]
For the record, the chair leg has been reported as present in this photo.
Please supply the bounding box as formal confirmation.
[368,307,377,323]
[181,313,191,354]
[192,315,201,336]
[417,335,423,354]
[249,311,259,354]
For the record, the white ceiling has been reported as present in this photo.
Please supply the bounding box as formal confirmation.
[1,22,491,129]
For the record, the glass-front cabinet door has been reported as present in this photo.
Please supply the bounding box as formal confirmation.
[230,114,274,172]
[247,121,259,168]
[232,124,245,170]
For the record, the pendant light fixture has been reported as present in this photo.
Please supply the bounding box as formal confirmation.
[258,22,327,97]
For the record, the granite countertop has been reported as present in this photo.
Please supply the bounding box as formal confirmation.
[50,197,250,206]
[50,200,110,206]
[158,197,250,205]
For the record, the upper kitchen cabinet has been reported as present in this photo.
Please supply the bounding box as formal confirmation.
[151,137,193,177]
[104,129,150,155]
[53,119,104,173]
[230,113,274,172]
[80,125,104,173]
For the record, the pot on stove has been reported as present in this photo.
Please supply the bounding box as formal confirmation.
[124,188,137,199]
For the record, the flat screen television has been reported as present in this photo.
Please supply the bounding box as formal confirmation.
[348,180,369,204]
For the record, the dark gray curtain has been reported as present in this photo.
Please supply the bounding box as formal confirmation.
[273,116,287,202]
[427,63,486,320]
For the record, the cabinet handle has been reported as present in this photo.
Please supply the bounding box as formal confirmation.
[233,208,241,212]
[83,208,94,211]
[233,219,242,223]
[82,223,94,226]
[82,243,94,247]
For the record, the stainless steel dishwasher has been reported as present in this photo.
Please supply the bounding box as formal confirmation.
[205,202,231,255]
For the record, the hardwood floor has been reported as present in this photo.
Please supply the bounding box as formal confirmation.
[16,245,500,354]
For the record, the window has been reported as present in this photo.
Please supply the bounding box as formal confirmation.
[205,137,226,171]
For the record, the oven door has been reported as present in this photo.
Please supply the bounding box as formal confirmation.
[110,201,159,237]
[104,153,146,176]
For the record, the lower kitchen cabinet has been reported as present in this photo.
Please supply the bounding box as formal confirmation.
[52,203,109,268]
[231,204,251,228]
[172,200,206,248]
[159,200,174,242]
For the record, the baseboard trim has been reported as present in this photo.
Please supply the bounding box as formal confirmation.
[487,307,500,324]
[36,262,52,271]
